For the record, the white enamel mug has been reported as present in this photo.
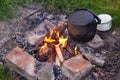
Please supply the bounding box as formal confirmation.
[97,14,112,31]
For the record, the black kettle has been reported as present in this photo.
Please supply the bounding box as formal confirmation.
[67,9,101,42]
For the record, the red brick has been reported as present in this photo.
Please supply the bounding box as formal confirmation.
[5,47,37,80]
[62,54,93,80]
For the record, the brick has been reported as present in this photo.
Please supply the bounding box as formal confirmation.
[61,54,93,80]
[5,47,37,80]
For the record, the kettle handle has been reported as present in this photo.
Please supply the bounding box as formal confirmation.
[74,9,101,24]
[92,12,101,24]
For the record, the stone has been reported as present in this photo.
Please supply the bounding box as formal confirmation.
[5,47,37,80]
[47,15,54,20]
[37,63,55,80]
[25,21,48,45]
[87,34,104,48]
[61,54,93,80]
[26,19,56,45]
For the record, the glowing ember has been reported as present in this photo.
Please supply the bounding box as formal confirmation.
[74,45,78,55]
[39,43,49,56]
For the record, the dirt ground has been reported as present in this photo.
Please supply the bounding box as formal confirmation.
[84,29,120,80]
[0,6,120,80]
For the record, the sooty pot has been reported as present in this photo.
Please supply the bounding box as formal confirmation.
[67,9,101,42]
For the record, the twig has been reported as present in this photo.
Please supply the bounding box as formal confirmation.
[24,7,44,20]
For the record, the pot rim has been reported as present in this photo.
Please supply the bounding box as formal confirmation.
[97,20,112,25]
[98,14,112,24]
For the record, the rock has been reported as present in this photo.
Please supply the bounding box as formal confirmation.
[47,15,54,20]
[61,54,93,80]
[5,47,37,80]
[25,21,48,45]
[37,63,55,80]
[87,34,104,48]
[26,19,56,45]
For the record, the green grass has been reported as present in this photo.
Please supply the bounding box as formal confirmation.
[0,0,32,20]
[41,0,120,28]
[0,0,120,27]
[0,65,13,80]
[0,0,17,20]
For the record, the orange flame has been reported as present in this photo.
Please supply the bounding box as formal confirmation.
[55,31,68,47]
[39,43,48,55]
[39,30,68,56]
[44,36,56,43]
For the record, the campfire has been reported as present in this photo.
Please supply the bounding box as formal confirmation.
[38,29,68,66]
[28,19,104,67]
[5,16,105,80]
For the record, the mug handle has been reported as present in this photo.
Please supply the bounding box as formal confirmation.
[74,8,101,24]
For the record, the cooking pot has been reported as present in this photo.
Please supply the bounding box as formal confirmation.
[67,9,101,42]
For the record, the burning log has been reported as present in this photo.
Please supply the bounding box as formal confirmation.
[47,45,56,63]
[38,31,67,63]
[47,52,56,63]
[37,20,67,44]
[66,45,105,67]
[56,21,67,36]
[44,19,56,30]
[65,45,76,57]
[55,45,64,62]
[35,20,67,66]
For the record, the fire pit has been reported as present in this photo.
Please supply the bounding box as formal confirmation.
[4,8,105,80]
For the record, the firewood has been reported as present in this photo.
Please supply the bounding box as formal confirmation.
[65,45,76,56]
[55,55,61,66]
[37,43,56,63]
[44,19,56,30]
[47,51,56,63]
[37,20,67,45]
[55,45,64,62]
[56,21,67,36]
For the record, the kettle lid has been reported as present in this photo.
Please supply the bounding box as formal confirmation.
[69,9,94,26]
